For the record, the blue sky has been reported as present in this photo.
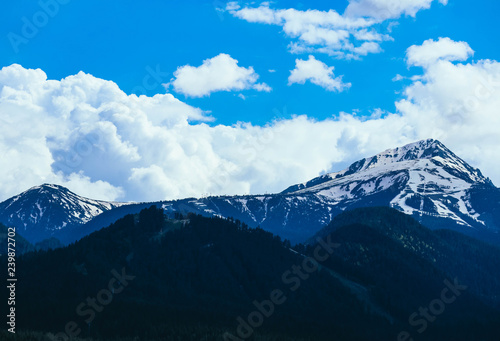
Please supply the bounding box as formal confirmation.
[0,0,499,201]
[2,0,497,125]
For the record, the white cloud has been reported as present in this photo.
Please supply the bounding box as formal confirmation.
[351,41,383,56]
[227,3,381,59]
[0,64,211,201]
[406,37,474,68]
[169,53,271,97]
[353,28,390,41]
[227,2,442,59]
[393,39,500,180]
[1,52,500,203]
[253,82,272,92]
[288,55,351,92]
[392,74,404,82]
[225,1,241,11]
[231,3,281,24]
[345,0,446,21]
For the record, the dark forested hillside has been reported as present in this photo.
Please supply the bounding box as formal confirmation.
[2,206,500,341]
[311,207,500,306]
[3,207,388,340]
[0,223,34,255]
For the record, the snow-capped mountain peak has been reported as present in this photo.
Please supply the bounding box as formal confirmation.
[283,139,487,195]
[279,139,492,230]
[0,184,127,243]
[348,139,487,184]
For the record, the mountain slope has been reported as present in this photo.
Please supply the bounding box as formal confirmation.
[0,223,34,254]
[312,207,500,309]
[305,207,500,340]
[9,207,392,340]
[6,206,500,340]
[0,184,127,243]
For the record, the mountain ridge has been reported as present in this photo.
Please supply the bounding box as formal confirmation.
[1,139,499,245]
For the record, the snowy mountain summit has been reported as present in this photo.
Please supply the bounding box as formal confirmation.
[283,139,492,229]
[0,184,126,243]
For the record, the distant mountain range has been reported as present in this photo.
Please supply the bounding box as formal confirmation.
[1,139,499,246]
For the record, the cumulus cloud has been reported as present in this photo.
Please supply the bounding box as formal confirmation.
[345,0,447,21]
[0,64,211,201]
[227,3,380,59]
[396,38,500,176]
[406,37,474,68]
[168,53,271,97]
[226,1,442,59]
[288,55,351,92]
[1,47,500,202]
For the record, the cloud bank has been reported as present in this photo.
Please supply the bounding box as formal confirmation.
[0,39,499,202]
